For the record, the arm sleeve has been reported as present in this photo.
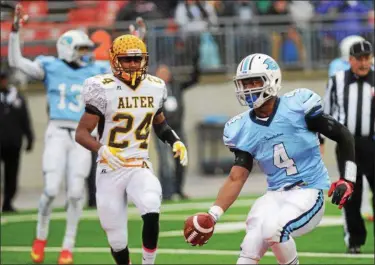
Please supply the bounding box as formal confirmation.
[8,32,45,80]
[82,78,107,116]
[232,148,253,172]
[306,113,355,164]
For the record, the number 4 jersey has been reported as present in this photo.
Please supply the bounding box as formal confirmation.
[36,55,109,123]
[224,88,330,191]
[82,73,167,159]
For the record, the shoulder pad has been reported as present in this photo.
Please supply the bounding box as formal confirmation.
[92,74,117,87]
[35,55,57,66]
[82,77,107,114]
[328,58,349,77]
[93,60,111,74]
[284,88,323,117]
[145,74,165,87]
[223,111,249,148]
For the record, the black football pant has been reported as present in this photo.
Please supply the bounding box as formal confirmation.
[336,137,374,248]
[86,151,97,207]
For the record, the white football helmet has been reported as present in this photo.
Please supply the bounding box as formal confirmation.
[233,53,281,109]
[56,29,95,66]
[339,35,365,62]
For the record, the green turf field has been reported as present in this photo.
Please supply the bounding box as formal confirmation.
[1,195,374,264]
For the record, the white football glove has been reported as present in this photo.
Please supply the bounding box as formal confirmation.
[129,17,146,41]
[173,141,188,166]
[98,145,125,170]
[12,3,29,32]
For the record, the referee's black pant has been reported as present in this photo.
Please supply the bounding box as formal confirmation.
[336,137,374,248]
[0,144,21,211]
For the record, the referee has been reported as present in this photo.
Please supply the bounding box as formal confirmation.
[322,40,374,254]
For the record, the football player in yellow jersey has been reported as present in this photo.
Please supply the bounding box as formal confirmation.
[75,34,188,265]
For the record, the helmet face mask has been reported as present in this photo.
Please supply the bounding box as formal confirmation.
[57,30,95,67]
[235,75,272,108]
[109,35,149,86]
[233,54,281,109]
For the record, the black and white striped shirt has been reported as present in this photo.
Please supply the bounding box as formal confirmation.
[324,69,374,139]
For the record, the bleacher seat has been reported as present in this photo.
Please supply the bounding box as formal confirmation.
[21,1,48,17]
[0,22,12,42]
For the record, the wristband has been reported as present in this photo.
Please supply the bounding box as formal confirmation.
[208,205,224,222]
[344,161,357,183]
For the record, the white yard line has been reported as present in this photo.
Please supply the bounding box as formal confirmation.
[1,199,254,225]
[1,246,373,259]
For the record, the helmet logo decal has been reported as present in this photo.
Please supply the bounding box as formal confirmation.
[60,36,73,45]
[264,58,279,70]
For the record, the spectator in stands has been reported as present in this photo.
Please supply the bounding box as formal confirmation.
[268,0,307,66]
[154,52,200,200]
[315,1,372,44]
[174,0,220,69]
[174,0,218,33]
[0,66,34,212]
[115,0,164,23]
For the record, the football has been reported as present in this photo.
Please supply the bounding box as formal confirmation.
[184,213,215,245]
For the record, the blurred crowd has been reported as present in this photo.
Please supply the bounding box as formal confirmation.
[1,0,374,70]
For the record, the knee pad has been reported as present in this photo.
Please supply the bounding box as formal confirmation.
[142,213,159,250]
[106,229,128,251]
[261,220,282,244]
[141,192,161,215]
[43,172,61,197]
[240,229,268,261]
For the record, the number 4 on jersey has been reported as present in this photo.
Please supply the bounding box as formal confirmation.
[273,143,297,175]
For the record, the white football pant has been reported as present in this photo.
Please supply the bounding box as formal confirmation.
[36,121,91,250]
[42,122,91,198]
[96,160,162,251]
[238,188,325,262]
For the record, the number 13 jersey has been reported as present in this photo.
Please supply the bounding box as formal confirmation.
[224,88,330,191]
[82,73,167,159]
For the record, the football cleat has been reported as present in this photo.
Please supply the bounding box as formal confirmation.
[58,249,73,264]
[31,239,47,263]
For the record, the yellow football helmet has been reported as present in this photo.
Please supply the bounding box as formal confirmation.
[109,34,148,85]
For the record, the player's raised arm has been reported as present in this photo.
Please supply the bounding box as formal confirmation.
[8,4,45,80]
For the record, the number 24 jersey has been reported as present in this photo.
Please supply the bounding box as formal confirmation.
[82,73,167,159]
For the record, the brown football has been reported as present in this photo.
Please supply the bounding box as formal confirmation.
[184,213,215,244]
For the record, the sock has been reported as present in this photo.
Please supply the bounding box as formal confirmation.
[271,237,299,264]
[141,213,159,264]
[36,193,54,240]
[237,256,259,264]
[142,246,157,264]
[111,247,130,265]
[62,197,84,251]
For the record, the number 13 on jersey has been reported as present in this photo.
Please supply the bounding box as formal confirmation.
[273,143,298,175]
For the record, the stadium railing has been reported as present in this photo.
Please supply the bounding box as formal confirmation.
[1,13,373,75]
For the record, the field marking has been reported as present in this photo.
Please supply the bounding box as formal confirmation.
[1,246,373,259]
[0,199,254,225]
[159,216,344,237]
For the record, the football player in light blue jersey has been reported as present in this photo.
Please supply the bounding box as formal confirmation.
[8,6,109,264]
[328,35,374,77]
[184,54,357,264]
